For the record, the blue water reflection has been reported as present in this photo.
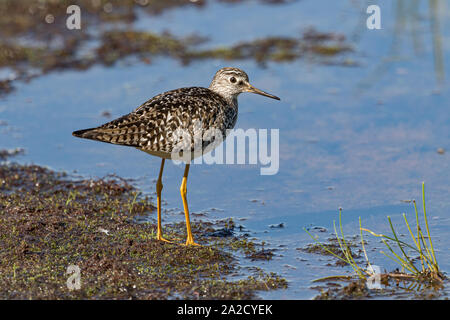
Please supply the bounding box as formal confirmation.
[1,0,449,299]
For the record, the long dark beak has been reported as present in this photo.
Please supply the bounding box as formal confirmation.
[246,83,280,100]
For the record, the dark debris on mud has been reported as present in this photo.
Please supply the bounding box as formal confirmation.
[0,148,25,161]
[313,273,446,300]
[0,163,287,299]
[298,237,362,267]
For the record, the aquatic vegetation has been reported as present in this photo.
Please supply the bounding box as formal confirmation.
[304,182,444,297]
[0,163,287,299]
[361,183,440,279]
[0,0,353,96]
[0,29,352,96]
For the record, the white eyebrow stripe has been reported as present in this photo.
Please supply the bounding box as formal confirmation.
[220,71,242,76]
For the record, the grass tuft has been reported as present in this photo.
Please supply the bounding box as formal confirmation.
[305,182,444,287]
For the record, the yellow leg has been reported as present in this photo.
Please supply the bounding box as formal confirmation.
[180,164,200,246]
[156,159,171,243]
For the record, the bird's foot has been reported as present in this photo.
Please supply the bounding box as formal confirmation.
[156,234,173,243]
[184,237,201,246]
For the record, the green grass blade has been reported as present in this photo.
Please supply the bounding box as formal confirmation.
[403,213,420,250]
[333,220,365,278]
[403,213,425,272]
[388,216,419,273]
[418,228,437,272]
[381,239,417,274]
[359,217,372,270]
[413,200,422,251]
[422,182,438,267]
[338,209,362,273]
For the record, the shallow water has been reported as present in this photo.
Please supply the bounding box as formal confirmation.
[1,0,450,299]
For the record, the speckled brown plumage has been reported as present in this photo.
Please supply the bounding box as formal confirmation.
[73,67,279,159]
[73,87,235,158]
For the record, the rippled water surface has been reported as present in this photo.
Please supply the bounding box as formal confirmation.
[1,0,449,299]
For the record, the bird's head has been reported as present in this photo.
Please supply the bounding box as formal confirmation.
[209,67,280,101]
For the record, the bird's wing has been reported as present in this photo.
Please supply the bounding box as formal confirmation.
[72,87,228,153]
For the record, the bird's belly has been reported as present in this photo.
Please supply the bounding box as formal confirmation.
[139,131,225,161]
[139,149,174,159]
[139,144,215,161]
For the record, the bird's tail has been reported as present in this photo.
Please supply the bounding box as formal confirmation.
[72,126,140,147]
[72,128,97,139]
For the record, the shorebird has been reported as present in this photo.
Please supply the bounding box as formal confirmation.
[73,67,280,246]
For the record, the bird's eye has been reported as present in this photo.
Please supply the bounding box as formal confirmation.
[230,77,237,83]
